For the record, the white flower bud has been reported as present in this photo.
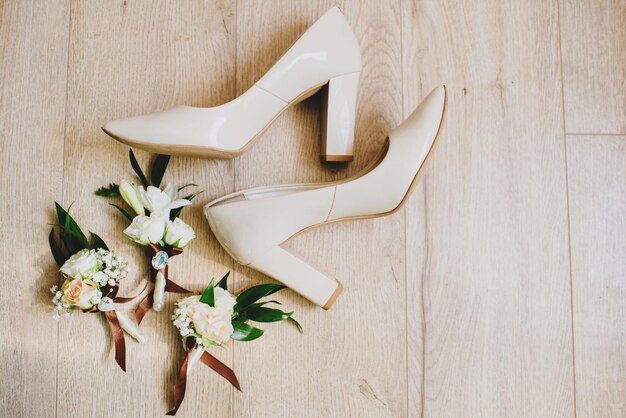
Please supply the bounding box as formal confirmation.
[163,218,196,248]
[119,180,145,216]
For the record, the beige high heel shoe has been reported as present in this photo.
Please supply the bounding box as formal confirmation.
[204,86,447,308]
[102,7,361,162]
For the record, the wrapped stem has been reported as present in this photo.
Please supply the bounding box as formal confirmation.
[187,345,204,376]
[153,270,166,312]
[116,310,147,344]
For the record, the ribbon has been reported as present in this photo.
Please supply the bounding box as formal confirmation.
[166,341,241,416]
[135,244,190,325]
[82,283,138,372]
[200,351,241,391]
[104,310,126,371]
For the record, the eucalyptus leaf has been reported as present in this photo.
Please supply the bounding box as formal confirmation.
[95,183,120,197]
[89,231,109,251]
[110,203,133,222]
[150,154,170,187]
[231,320,264,341]
[48,229,67,267]
[245,306,292,323]
[199,278,215,307]
[216,271,230,290]
[234,284,286,312]
[129,149,149,187]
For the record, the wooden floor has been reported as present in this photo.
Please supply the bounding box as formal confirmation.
[1,1,624,417]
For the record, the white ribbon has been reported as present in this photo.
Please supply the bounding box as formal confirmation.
[116,310,147,344]
[187,346,205,375]
[153,270,166,312]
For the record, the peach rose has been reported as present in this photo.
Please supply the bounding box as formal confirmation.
[61,278,100,309]
[188,302,233,345]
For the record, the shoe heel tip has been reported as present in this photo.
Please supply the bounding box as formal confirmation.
[321,155,353,163]
[322,281,344,310]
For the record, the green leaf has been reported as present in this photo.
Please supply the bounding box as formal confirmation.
[245,300,282,310]
[110,203,133,222]
[63,208,89,254]
[199,278,215,307]
[245,306,292,323]
[54,202,67,226]
[48,229,67,267]
[95,183,120,197]
[129,149,149,187]
[150,154,170,187]
[287,317,304,334]
[216,271,230,290]
[230,320,264,341]
[89,231,109,251]
[234,284,286,312]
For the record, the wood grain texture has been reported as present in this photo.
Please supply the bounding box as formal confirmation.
[0,1,69,417]
[402,0,576,416]
[57,1,236,417]
[3,0,626,416]
[566,135,626,417]
[233,1,406,417]
[559,0,626,134]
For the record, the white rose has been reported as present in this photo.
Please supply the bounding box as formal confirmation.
[187,301,233,345]
[139,184,191,217]
[123,213,166,245]
[60,249,99,279]
[164,218,196,248]
[214,287,236,314]
[119,180,145,216]
[61,278,101,309]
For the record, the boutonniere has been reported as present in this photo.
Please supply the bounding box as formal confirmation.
[167,272,302,415]
[96,150,201,324]
[48,203,145,371]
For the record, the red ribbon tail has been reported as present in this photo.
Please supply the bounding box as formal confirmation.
[134,292,153,325]
[166,348,192,416]
[105,311,126,372]
[200,351,241,391]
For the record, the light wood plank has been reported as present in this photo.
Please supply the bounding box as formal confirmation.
[57,1,236,417]
[0,1,69,417]
[567,135,626,417]
[402,0,576,415]
[233,1,407,416]
[559,0,626,134]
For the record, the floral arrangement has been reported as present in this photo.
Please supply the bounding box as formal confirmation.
[167,272,302,415]
[48,202,145,371]
[96,150,200,323]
